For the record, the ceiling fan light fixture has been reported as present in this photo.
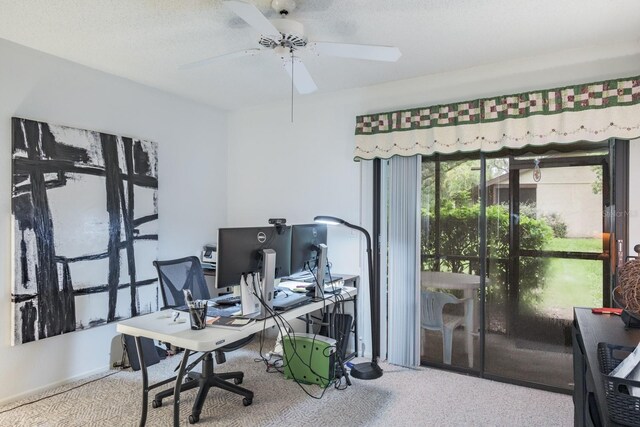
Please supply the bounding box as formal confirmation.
[261,19,306,51]
[274,44,289,57]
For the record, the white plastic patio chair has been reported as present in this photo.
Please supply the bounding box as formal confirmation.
[420,290,469,365]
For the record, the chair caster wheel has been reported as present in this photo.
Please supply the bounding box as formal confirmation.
[188,414,199,424]
[152,399,162,408]
[243,398,252,406]
[234,377,242,385]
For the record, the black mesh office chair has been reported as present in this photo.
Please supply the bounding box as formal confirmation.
[152,256,254,424]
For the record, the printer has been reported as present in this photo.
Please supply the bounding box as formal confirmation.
[201,244,216,270]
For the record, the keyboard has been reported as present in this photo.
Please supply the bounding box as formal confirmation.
[272,292,312,310]
[301,276,343,284]
[286,273,314,281]
[213,295,241,306]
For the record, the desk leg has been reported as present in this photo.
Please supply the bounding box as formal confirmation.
[173,349,191,427]
[134,337,149,427]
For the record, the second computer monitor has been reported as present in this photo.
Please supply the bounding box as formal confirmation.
[290,224,328,275]
[216,226,292,289]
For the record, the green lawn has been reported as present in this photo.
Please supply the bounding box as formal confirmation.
[538,238,603,316]
[543,237,602,252]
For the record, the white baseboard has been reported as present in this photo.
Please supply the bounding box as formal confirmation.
[0,365,112,406]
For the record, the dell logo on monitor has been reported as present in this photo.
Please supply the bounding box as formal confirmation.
[257,231,267,243]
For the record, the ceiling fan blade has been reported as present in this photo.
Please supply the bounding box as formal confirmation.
[223,0,280,36]
[180,49,262,70]
[309,42,401,62]
[282,57,318,94]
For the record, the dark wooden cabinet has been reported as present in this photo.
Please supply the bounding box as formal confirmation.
[573,308,640,426]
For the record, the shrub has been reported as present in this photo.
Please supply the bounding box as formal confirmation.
[519,202,538,219]
[421,203,553,308]
[542,212,568,238]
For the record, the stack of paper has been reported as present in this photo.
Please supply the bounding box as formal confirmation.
[201,262,216,270]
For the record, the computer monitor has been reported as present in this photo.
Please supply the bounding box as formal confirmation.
[290,223,328,275]
[216,225,292,289]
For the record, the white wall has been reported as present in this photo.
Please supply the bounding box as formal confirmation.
[226,96,375,354]
[227,45,640,358]
[0,39,228,403]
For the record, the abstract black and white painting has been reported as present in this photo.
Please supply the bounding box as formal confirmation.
[11,117,159,345]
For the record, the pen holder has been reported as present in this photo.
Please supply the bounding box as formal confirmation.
[189,306,207,330]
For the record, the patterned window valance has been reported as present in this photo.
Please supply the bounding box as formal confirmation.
[354,75,640,161]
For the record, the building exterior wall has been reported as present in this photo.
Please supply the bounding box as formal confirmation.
[520,166,602,238]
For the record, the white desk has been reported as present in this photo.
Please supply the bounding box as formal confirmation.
[117,286,357,427]
[421,271,481,368]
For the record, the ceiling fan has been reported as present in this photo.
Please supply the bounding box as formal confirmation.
[182,0,402,94]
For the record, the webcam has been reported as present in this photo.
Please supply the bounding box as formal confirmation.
[269,218,287,234]
[268,218,287,226]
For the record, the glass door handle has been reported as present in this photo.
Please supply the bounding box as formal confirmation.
[617,240,625,268]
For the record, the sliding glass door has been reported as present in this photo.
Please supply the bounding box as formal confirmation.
[419,142,620,391]
[483,152,609,390]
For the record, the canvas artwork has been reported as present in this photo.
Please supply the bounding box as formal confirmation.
[11,117,159,345]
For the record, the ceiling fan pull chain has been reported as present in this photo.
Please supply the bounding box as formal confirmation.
[291,49,294,123]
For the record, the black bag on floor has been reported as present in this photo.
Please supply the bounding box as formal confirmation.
[123,334,161,371]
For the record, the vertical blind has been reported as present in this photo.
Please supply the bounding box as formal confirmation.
[386,155,421,366]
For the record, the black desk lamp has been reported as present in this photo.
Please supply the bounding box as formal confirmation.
[314,215,383,380]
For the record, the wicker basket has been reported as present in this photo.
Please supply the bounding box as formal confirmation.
[597,342,640,426]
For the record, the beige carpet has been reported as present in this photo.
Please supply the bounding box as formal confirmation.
[0,338,573,426]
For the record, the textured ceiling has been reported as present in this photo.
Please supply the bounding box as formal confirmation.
[1,0,639,110]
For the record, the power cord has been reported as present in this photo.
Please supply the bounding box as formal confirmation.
[309,260,352,389]
[247,259,351,396]
[246,273,340,398]
[113,334,131,369]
